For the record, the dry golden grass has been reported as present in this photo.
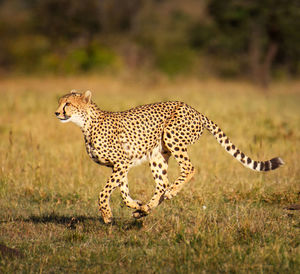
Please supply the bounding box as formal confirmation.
[0,75,299,273]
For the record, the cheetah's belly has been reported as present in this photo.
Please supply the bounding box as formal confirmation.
[129,143,162,168]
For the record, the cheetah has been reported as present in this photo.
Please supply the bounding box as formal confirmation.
[55,90,284,223]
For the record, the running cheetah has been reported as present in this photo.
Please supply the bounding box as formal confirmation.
[55,90,284,223]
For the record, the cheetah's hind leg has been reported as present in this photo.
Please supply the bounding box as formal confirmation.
[164,148,195,200]
[163,132,196,200]
[133,150,171,219]
[119,175,143,210]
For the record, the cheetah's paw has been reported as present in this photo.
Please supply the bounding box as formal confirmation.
[132,204,150,219]
[102,215,113,224]
[132,209,148,219]
[164,189,174,200]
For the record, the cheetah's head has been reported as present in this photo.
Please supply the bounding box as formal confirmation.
[55,90,92,127]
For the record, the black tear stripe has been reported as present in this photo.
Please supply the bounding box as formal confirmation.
[63,104,67,116]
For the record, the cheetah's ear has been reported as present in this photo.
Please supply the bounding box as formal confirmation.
[83,90,92,103]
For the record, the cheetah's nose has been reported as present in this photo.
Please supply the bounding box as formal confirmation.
[55,112,60,116]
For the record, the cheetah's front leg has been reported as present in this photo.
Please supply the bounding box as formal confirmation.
[98,171,120,224]
[99,165,143,223]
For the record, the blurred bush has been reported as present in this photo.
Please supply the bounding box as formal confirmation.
[59,44,120,74]
[0,0,299,84]
[156,48,196,76]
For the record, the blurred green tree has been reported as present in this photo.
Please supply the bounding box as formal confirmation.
[207,0,300,86]
[0,0,299,82]
[34,0,101,44]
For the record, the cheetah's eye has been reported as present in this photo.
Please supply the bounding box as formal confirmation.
[65,102,71,107]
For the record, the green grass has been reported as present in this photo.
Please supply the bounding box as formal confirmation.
[0,76,299,273]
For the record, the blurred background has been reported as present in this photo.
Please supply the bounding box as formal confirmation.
[0,0,299,87]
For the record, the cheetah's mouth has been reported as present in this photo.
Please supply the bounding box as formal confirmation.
[58,116,71,122]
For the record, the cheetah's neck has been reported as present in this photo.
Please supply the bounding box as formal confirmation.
[80,103,106,133]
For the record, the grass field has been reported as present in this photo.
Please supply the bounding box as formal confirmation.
[0,76,299,273]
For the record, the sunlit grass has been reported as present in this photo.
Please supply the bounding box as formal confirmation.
[0,75,299,272]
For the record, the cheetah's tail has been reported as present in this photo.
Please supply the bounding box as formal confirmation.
[202,116,284,171]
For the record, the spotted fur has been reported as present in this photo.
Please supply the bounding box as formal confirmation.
[55,90,284,223]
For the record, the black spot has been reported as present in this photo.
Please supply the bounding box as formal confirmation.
[167,132,171,138]
[226,146,230,151]
[253,161,258,169]
[233,151,239,157]
[260,162,265,171]
[247,157,251,164]
[241,153,245,159]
